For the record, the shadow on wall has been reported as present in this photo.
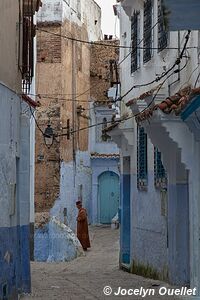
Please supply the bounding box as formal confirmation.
[34,216,84,262]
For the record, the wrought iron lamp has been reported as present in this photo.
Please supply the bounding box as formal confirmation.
[44,123,54,149]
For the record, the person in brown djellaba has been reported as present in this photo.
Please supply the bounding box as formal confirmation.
[76,200,91,251]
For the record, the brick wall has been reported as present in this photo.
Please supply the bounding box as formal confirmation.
[37,23,62,63]
[90,40,119,102]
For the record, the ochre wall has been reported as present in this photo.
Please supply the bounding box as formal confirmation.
[35,20,90,212]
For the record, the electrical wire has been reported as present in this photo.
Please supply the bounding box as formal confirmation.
[29,106,45,136]
[116,30,191,103]
[36,27,197,51]
[32,41,190,137]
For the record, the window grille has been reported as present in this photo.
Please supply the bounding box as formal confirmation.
[131,11,140,73]
[21,0,35,94]
[154,147,167,188]
[96,117,111,142]
[137,126,148,190]
[157,0,168,52]
[143,0,153,63]
[101,118,111,142]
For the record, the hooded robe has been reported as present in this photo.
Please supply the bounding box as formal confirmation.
[77,207,91,249]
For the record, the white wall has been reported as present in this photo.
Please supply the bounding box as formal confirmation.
[37,0,101,41]
[119,1,200,106]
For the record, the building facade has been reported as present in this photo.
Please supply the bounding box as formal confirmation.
[107,0,200,291]
[89,40,120,225]
[0,0,40,298]
[35,0,101,230]
[35,0,121,261]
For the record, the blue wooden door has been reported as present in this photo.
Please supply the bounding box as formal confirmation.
[99,171,119,224]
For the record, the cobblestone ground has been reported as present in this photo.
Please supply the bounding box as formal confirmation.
[21,226,186,300]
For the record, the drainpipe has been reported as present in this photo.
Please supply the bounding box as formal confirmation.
[72,39,76,187]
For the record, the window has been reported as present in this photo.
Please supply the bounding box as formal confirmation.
[102,118,111,142]
[154,147,167,188]
[21,0,36,94]
[131,11,140,73]
[96,117,111,142]
[137,126,148,190]
[157,0,168,52]
[143,0,153,63]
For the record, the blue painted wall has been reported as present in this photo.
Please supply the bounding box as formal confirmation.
[34,225,49,262]
[120,174,131,264]
[120,157,131,265]
[34,218,83,262]
[168,183,190,285]
[0,86,31,299]
[0,225,30,299]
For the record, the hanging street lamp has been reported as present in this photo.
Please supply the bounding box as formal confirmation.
[44,123,54,149]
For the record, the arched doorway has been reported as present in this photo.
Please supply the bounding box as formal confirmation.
[98,171,119,224]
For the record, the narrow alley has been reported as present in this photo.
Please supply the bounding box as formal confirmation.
[21,227,180,300]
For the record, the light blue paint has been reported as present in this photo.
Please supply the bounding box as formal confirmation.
[168,183,189,285]
[181,95,200,121]
[98,171,119,224]
[34,218,83,262]
[131,169,168,276]
[0,84,31,299]
[34,225,49,262]
[91,157,120,224]
[47,218,82,262]
[58,151,92,231]
[0,225,31,299]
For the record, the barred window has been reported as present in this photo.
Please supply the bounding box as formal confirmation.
[131,11,140,73]
[158,0,168,52]
[154,147,167,189]
[137,126,148,190]
[21,0,36,94]
[143,0,153,63]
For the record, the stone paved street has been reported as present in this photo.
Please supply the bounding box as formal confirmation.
[21,226,183,300]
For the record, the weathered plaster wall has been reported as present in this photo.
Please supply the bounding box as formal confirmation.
[0,0,22,92]
[57,151,92,230]
[118,125,168,280]
[34,217,84,261]
[35,0,100,213]
[37,0,101,40]
[118,0,200,286]
[0,84,31,298]
[119,3,199,104]
[90,40,119,102]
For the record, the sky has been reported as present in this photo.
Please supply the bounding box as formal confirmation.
[94,0,119,37]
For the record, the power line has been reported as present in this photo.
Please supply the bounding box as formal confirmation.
[32,38,190,137]
[31,63,188,140]
[116,30,191,103]
[36,27,198,51]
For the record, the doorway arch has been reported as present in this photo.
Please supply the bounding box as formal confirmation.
[98,171,120,224]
